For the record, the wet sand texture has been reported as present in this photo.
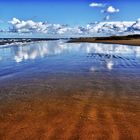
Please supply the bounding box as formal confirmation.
[0,40,140,140]
[0,73,139,140]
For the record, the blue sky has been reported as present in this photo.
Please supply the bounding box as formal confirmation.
[0,0,140,27]
[0,0,140,38]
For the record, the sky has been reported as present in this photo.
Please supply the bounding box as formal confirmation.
[0,0,140,37]
[0,0,140,26]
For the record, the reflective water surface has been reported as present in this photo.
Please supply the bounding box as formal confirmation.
[0,40,140,140]
[0,40,140,78]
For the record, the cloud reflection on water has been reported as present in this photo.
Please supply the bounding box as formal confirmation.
[0,40,140,72]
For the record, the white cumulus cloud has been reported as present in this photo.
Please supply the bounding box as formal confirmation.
[129,18,140,31]
[105,6,120,13]
[7,18,140,36]
[89,2,104,7]
[8,18,86,36]
[9,18,68,34]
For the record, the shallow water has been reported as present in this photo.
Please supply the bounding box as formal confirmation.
[0,40,140,76]
[0,40,140,140]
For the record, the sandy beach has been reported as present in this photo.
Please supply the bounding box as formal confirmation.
[68,35,140,46]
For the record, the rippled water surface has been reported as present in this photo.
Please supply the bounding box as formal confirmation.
[0,40,140,77]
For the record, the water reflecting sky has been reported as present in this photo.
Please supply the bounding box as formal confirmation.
[0,40,140,79]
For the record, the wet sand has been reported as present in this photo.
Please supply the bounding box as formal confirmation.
[0,72,140,140]
[0,41,140,140]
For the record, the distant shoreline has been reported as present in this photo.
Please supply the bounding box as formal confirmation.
[0,38,60,46]
[67,34,140,46]
[0,34,140,46]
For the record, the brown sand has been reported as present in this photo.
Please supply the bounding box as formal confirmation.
[68,38,140,46]
[93,39,140,46]
[0,73,140,140]
[0,94,139,140]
